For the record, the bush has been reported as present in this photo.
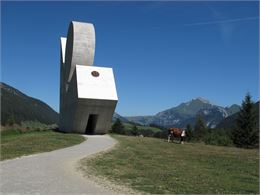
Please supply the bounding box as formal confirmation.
[153,130,168,139]
[131,125,138,136]
[111,119,125,135]
[204,129,233,146]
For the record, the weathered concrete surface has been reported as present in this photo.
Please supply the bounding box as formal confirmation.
[0,135,117,194]
[60,66,118,134]
[59,21,118,134]
[65,21,95,84]
[66,65,118,134]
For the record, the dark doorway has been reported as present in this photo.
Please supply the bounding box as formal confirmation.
[85,114,98,134]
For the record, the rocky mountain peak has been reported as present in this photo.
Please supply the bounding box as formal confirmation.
[194,97,212,104]
[125,97,241,128]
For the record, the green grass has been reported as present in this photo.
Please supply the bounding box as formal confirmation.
[81,134,259,194]
[123,122,162,133]
[1,129,85,160]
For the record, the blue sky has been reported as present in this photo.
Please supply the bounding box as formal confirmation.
[1,1,259,116]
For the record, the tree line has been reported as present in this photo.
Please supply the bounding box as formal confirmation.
[112,93,259,149]
[186,93,258,148]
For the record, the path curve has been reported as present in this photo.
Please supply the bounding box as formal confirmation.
[0,135,117,194]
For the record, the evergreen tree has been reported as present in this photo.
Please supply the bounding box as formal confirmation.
[186,124,193,141]
[111,119,125,134]
[193,116,207,141]
[131,125,138,136]
[232,93,258,148]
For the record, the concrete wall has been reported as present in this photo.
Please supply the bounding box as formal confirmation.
[59,21,118,134]
[59,70,78,132]
[73,99,117,134]
[65,21,95,85]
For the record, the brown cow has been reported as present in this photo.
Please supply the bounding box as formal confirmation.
[168,128,186,144]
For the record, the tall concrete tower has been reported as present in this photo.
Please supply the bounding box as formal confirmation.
[59,21,118,134]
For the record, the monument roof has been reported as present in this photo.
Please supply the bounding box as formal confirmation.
[76,65,118,101]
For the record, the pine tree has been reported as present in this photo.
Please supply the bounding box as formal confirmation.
[186,124,193,141]
[111,119,125,134]
[232,93,258,148]
[193,116,207,141]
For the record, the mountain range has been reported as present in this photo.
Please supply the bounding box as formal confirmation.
[1,82,58,125]
[2,82,255,130]
[125,97,240,128]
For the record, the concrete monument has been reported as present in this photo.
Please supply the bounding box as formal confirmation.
[59,21,118,134]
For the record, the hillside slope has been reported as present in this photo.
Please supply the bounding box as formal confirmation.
[1,82,58,125]
[112,112,129,123]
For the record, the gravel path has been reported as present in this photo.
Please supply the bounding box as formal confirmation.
[0,135,117,194]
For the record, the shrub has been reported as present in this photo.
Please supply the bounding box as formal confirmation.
[204,129,233,146]
[111,119,125,135]
[153,130,168,139]
[131,125,138,136]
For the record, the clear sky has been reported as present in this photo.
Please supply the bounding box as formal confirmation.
[1,1,259,116]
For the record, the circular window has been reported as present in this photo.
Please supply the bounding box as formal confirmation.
[91,71,100,77]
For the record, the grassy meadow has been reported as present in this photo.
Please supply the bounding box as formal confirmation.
[122,122,162,133]
[1,128,85,160]
[81,134,259,194]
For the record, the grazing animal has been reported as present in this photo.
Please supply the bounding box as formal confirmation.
[168,128,185,143]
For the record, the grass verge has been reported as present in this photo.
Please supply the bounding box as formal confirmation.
[1,129,85,160]
[81,134,259,194]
